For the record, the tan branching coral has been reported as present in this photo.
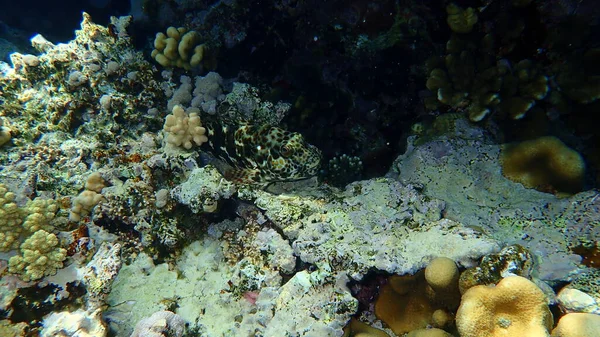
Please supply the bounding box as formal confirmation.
[70,172,106,222]
[0,185,23,251]
[163,105,208,149]
[8,229,68,281]
[446,3,478,34]
[425,32,548,122]
[0,184,59,252]
[151,27,208,70]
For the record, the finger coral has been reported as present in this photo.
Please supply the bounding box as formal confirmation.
[151,26,210,71]
[8,229,68,281]
[163,105,208,150]
[446,3,478,34]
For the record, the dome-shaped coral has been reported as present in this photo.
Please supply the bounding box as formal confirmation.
[551,313,600,337]
[425,257,459,293]
[501,136,585,194]
[456,276,552,337]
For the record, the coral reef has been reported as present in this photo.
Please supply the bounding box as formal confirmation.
[389,116,599,282]
[425,35,549,122]
[0,3,598,337]
[1,13,165,146]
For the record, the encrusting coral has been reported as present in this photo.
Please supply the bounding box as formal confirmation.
[407,328,454,337]
[501,136,585,194]
[375,257,462,335]
[342,319,388,337]
[375,273,436,335]
[456,275,553,337]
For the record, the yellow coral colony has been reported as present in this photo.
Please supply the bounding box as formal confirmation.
[8,229,67,281]
[151,26,207,70]
[456,276,553,337]
[375,257,461,336]
[425,257,459,293]
[163,105,208,149]
[70,172,106,222]
[551,313,600,337]
[375,274,435,335]
[501,136,585,194]
[446,3,478,34]
[0,125,11,146]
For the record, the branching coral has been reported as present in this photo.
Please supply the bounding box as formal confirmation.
[8,229,68,281]
[163,105,209,149]
[0,184,58,252]
[446,3,478,34]
[151,26,211,71]
[70,172,106,222]
[425,33,548,122]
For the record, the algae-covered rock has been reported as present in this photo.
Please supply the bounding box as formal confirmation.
[458,245,533,294]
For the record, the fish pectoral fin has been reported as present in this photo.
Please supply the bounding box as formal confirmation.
[225,168,263,184]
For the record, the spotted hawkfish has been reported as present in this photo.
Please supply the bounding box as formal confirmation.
[201,119,322,184]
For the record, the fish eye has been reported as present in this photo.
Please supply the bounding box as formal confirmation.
[281,145,292,157]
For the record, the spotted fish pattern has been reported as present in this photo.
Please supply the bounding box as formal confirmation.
[202,119,322,184]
